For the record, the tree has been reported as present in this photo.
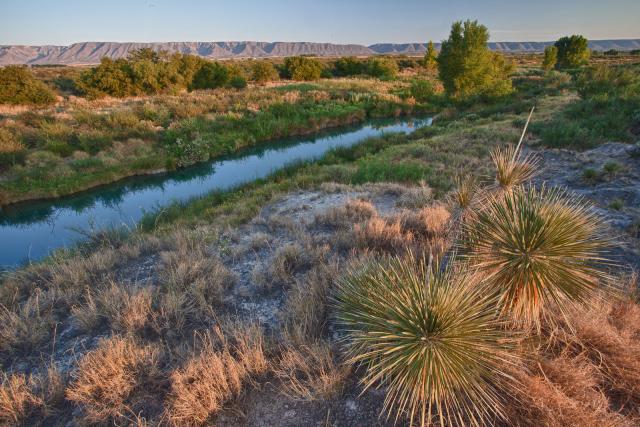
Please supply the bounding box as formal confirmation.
[190,62,230,90]
[0,66,57,105]
[554,35,590,68]
[251,60,279,84]
[76,58,136,98]
[366,57,398,79]
[424,40,438,69]
[437,20,513,101]
[542,46,558,71]
[333,56,365,76]
[283,56,323,81]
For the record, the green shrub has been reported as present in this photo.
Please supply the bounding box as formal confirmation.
[0,66,57,106]
[76,50,206,98]
[554,35,590,69]
[424,40,438,69]
[165,134,211,167]
[409,79,434,102]
[437,20,514,101]
[251,60,279,84]
[582,167,599,182]
[229,75,248,89]
[190,62,230,90]
[333,57,365,77]
[534,64,640,147]
[366,57,398,80]
[542,46,558,71]
[608,198,624,210]
[76,58,136,99]
[283,56,323,81]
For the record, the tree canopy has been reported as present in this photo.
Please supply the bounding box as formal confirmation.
[283,56,324,81]
[554,35,590,68]
[0,66,57,105]
[437,20,513,101]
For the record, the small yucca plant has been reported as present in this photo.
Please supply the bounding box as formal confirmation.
[491,106,539,190]
[335,255,515,426]
[491,144,540,190]
[463,185,612,326]
[451,174,478,211]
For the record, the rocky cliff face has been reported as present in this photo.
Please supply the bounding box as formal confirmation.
[1,39,639,65]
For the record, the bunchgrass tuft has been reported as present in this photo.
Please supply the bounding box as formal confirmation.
[335,254,515,426]
[463,185,613,327]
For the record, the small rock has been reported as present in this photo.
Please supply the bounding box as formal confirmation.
[284,409,296,419]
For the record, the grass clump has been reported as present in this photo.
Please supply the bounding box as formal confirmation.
[66,336,162,424]
[166,324,267,425]
[336,254,515,426]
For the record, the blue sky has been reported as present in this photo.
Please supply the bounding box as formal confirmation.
[1,0,639,45]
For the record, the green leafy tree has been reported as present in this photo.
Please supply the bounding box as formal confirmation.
[76,58,136,99]
[437,20,514,101]
[251,60,279,84]
[333,56,365,76]
[366,57,399,79]
[542,46,558,71]
[283,56,323,81]
[190,62,230,90]
[424,40,438,69]
[0,66,57,105]
[554,35,590,68]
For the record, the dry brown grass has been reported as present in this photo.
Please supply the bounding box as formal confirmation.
[157,234,236,325]
[282,261,340,341]
[507,294,640,425]
[0,374,43,425]
[66,336,163,424]
[0,293,54,357]
[314,199,377,228]
[166,323,267,426]
[400,204,451,239]
[270,243,309,285]
[71,282,154,335]
[274,340,350,401]
[356,216,413,253]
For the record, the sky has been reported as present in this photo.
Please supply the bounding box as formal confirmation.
[1,0,639,46]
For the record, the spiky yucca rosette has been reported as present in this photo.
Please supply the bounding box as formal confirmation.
[335,255,516,426]
[463,185,613,326]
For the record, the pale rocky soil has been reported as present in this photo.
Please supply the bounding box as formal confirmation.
[531,142,640,270]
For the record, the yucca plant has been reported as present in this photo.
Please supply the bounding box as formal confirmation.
[463,185,612,326]
[491,106,539,190]
[451,174,479,211]
[335,254,515,426]
[491,144,540,190]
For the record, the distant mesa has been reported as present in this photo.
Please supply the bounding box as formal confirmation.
[1,39,639,65]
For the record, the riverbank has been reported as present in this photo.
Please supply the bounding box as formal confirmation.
[0,78,430,206]
[0,118,432,267]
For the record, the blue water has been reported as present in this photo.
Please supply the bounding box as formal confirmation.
[0,117,431,268]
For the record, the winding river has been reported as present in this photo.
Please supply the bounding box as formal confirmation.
[0,117,432,268]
